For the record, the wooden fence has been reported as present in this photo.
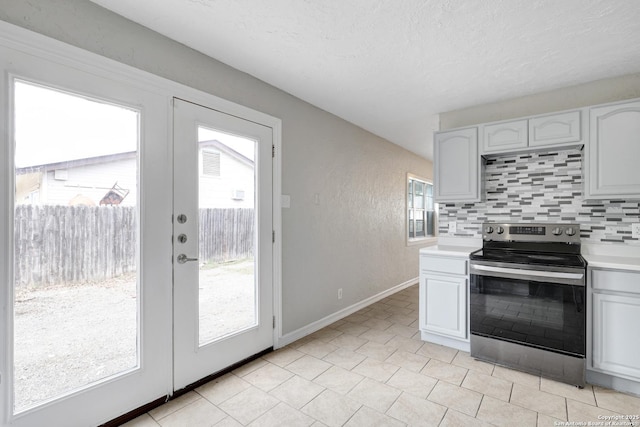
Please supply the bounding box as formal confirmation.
[199,208,255,266]
[14,205,254,287]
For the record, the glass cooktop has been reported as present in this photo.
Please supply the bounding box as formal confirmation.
[470,248,587,268]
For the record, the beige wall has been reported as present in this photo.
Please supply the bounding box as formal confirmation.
[0,0,432,335]
[440,72,640,129]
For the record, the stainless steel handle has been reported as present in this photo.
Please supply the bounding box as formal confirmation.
[177,254,198,264]
[472,264,584,280]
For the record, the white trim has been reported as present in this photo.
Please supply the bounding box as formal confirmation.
[0,21,279,130]
[0,19,283,425]
[272,128,283,348]
[276,277,418,348]
[407,236,438,247]
[406,173,437,246]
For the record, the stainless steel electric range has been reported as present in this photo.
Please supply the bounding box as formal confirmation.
[469,222,587,387]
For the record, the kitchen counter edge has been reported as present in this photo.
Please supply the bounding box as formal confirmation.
[583,254,640,272]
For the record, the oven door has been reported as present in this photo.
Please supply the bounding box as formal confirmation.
[469,262,586,357]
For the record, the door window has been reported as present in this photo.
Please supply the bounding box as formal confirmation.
[196,126,257,345]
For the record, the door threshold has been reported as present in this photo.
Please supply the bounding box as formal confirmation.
[100,347,273,427]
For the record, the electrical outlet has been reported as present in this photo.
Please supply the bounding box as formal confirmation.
[337,288,343,300]
[448,222,457,233]
[632,223,640,239]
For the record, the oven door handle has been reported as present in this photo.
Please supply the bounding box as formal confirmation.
[471,264,584,281]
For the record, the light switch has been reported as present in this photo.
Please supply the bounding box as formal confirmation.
[281,194,290,208]
[632,223,640,239]
[448,222,457,233]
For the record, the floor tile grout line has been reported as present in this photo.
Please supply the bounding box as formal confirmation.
[130,285,640,426]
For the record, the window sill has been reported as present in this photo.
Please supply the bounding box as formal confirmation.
[407,236,438,247]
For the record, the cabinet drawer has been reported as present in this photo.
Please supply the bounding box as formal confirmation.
[529,110,581,147]
[591,269,640,294]
[421,256,467,275]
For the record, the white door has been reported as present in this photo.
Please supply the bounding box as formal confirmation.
[172,98,274,389]
[2,48,172,426]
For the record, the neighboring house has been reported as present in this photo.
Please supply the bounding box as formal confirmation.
[198,139,255,209]
[15,139,255,209]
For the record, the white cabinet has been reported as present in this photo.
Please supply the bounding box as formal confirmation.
[422,273,467,339]
[434,127,480,203]
[482,119,528,153]
[419,253,469,350]
[586,100,640,199]
[590,268,640,382]
[529,110,581,147]
[480,111,582,155]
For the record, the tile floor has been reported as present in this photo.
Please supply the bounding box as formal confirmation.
[123,285,640,427]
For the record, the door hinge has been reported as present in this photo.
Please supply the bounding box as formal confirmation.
[272,145,275,158]
[272,230,275,243]
[273,316,276,329]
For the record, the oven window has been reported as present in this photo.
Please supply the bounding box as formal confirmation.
[470,275,585,356]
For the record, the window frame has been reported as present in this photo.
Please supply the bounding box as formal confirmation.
[406,173,437,246]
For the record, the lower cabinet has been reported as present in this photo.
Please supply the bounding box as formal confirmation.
[590,268,640,383]
[419,254,469,350]
[421,273,467,338]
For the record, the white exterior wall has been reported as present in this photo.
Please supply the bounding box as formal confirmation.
[198,150,254,209]
[41,157,138,206]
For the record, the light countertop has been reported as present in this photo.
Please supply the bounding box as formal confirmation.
[420,239,640,270]
[582,243,640,272]
[583,254,640,272]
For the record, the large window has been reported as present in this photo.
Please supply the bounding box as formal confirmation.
[408,174,436,243]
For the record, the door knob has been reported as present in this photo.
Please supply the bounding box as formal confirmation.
[177,254,198,264]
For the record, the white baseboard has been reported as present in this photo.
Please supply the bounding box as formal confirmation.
[276,277,418,348]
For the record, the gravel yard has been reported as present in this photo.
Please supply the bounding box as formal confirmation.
[13,259,254,412]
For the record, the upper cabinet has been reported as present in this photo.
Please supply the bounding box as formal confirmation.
[434,127,480,203]
[586,100,640,199]
[482,119,528,153]
[433,97,640,202]
[480,111,583,155]
[529,110,581,147]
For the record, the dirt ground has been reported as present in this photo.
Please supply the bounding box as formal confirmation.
[13,259,255,412]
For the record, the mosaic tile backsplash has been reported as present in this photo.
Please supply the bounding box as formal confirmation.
[438,149,640,245]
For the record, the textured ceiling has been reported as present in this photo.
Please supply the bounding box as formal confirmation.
[90,0,640,160]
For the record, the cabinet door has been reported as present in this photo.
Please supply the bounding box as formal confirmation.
[421,273,467,339]
[529,111,581,147]
[481,119,528,154]
[587,100,640,199]
[592,292,640,380]
[434,127,480,202]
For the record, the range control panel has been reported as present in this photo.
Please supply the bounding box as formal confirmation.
[482,223,581,243]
